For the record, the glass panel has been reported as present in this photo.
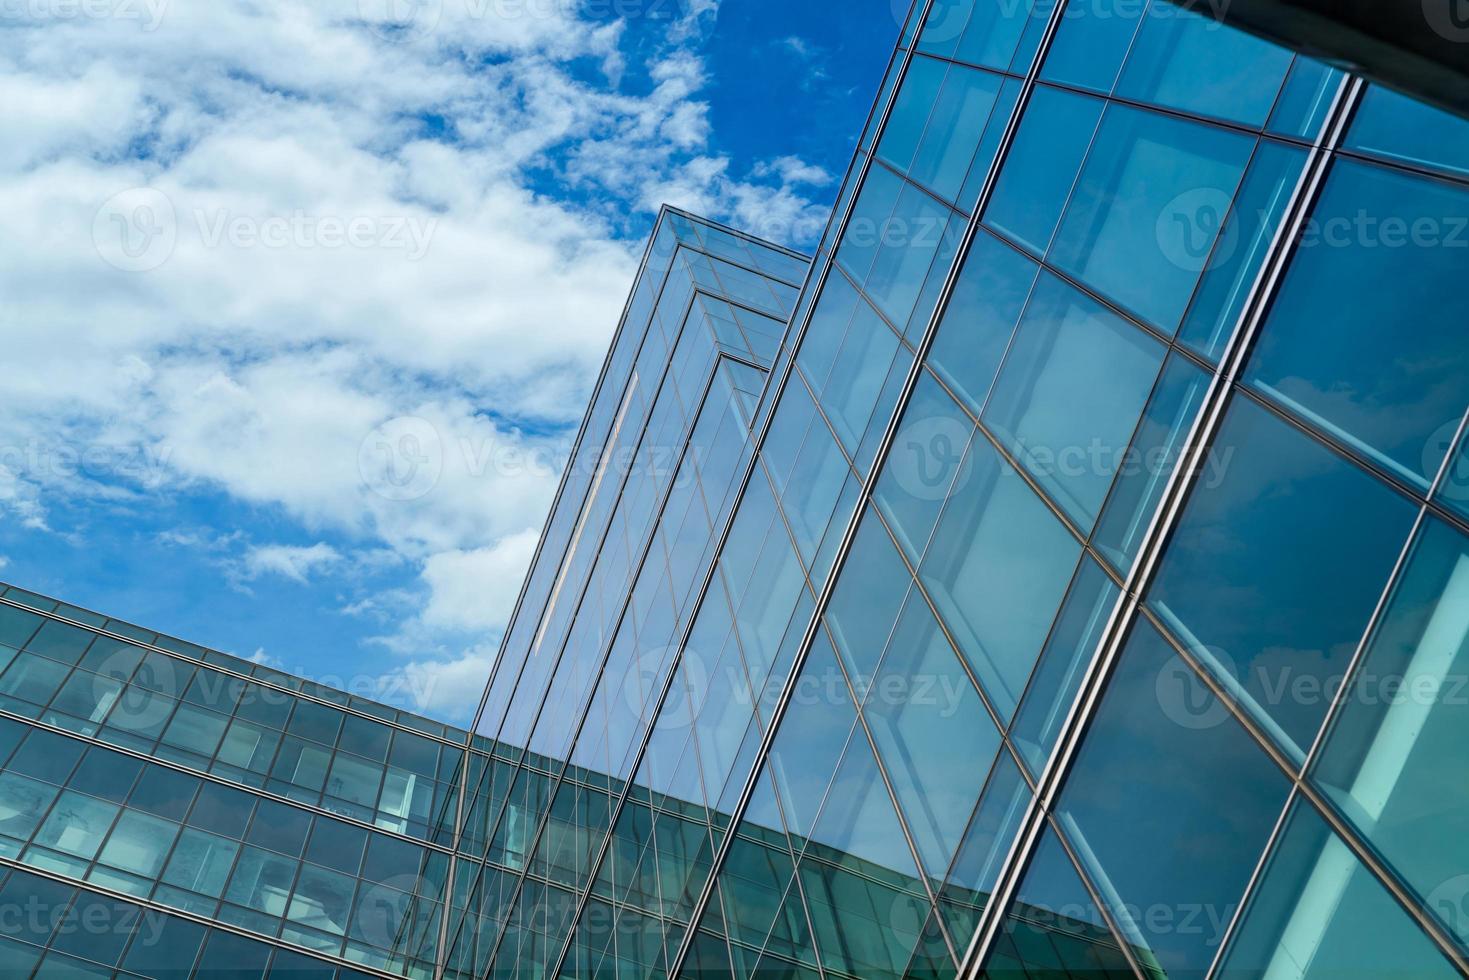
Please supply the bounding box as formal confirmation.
[98,811,179,877]
[984,86,1104,256]
[1010,558,1119,775]
[1116,1,1293,127]
[865,185,961,328]
[1218,800,1459,979]
[926,231,1040,417]
[825,511,912,681]
[980,828,1137,979]
[879,56,947,176]
[1178,140,1309,362]
[1056,617,1292,977]
[910,64,1005,204]
[1149,395,1419,758]
[1346,84,1469,179]
[1313,517,1469,948]
[1267,56,1343,140]
[863,589,1001,877]
[34,792,119,861]
[1049,103,1255,331]
[875,371,978,563]
[1246,158,1469,489]
[983,271,1166,530]
[1092,352,1212,572]
[919,439,1082,722]
[938,749,1031,947]
[1040,0,1144,93]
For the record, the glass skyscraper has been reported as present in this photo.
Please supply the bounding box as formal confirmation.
[4,1,1469,977]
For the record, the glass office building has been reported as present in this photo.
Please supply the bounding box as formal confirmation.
[5,1,1469,978]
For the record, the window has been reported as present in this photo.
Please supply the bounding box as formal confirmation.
[927,231,1039,417]
[1217,801,1458,978]
[1346,84,1469,179]
[863,589,1001,877]
[1115,2,1293,127]
[984,86,1104,256]
[1049,104,1255,330]
[1149,396,1418,757]
[1247,159,1469,488]
[984,271,1166,530]
[919,439,1082,721]
[1313,518,1469,947]
[1056,618,1291,977]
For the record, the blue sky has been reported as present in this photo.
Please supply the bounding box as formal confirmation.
[0,0,901,723]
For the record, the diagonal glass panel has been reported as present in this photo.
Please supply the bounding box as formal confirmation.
[863,588,1002,878]
[1148,395,1419,759]
[1055,617,1292,977]
[1313,516,1469,949]
[1217,800,1459,979]
[979,827,1142,980]
[983,271,1167,531]
[919,438,1083,723]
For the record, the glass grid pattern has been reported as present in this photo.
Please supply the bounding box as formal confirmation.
[3,2,1468,978]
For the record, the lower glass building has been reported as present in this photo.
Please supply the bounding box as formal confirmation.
[6,1,1469,978]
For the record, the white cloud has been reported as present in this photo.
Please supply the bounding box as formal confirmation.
[377,646,501,720]
[243,543,343,583]
[420,529,541,633]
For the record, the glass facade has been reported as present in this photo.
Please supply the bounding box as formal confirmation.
[7,2,1469,978]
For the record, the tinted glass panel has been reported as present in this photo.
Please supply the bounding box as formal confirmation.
[1149,396,1418,757]
[1218,800,1458,979]
[1247,159,1469,488]
[1314,517,1469,947]
[920,440,1082,721]
[1056,618,1291,977]
[1050,104,1254,330]
[984,86,1104,256]
[984,272,1166,530]
[1115,2,1292,126]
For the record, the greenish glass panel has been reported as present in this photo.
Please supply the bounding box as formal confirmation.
[1218,801,1459,979]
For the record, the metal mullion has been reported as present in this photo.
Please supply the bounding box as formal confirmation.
[1331,143,1469,192]
[957,46,1368,980]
